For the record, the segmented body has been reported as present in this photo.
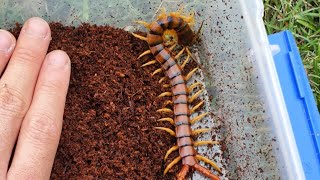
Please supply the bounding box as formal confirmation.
[133,10,221,180]
[147,15,198,167]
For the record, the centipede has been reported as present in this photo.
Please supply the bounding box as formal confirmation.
[132,8,222,180]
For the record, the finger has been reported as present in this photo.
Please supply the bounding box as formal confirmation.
[0,30,16,74]
[7,50,70,179]
[0,17,51,177]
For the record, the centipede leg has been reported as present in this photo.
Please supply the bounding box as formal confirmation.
[186,48,210,76]
[152,68,162,76]
[154,127,176,136]
[132,33,148,41]
[190,100,204,114]
[157,108,173,113]
[193,163,220,180]
[158,7,167,19]
[177,165,190,180]
[175,47,186,59]
[157,117,174,125]
[188,89,204,103]
[194,140,220,146]
[163,100,173,106]
[164,145,179,161]
[196,154,222,174]
[187,82,202,93]
[163,84,170,88]
[158,92,173,98]
[190,112,210,125]
[180,53,190,69]
[185,67,199,81]
[137,50,151,59]
[169,43,177,51]
[134,20,150,28]
[159,77,167,84]
[164,156,182,174]
[192,128,211,136]
[141,60,157,67]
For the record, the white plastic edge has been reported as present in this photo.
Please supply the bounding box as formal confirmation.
[239,0,305,179]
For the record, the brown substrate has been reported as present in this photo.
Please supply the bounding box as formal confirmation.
[10,23,180,179]
[9,21,218,179]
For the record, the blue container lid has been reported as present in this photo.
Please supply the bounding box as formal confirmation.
[268,30,320,179]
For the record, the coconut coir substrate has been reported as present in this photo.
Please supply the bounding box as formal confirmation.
[10,23,180,179]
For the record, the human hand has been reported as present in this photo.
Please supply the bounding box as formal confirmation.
[0,17,71,179]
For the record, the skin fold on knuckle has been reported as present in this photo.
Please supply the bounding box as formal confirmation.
[21,112,61,148]
[36,80,67,103]
[0,86,28,119]
[11,47,42,66]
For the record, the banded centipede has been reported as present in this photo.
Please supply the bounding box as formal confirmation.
[132,8,222,180]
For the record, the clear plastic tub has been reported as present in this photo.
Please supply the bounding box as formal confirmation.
[0,0,305,179]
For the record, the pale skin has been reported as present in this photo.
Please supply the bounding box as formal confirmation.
[0,17,71,179]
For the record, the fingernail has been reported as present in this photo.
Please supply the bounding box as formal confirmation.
[24,17,49,38]
[48,51,70,68]
[0,30,15,54]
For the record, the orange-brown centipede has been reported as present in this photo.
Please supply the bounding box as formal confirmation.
[133,8,221,180]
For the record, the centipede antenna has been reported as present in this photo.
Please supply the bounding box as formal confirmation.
[187,82,202,93]
[196,154,222,174]
[188,89,204,103]
[158,92,173,98]
[141,60,157,67]
[137,50,151,59]
[174,47,186,59]
[180,53,190,69]
[190,112,210,125]
[157,117,174,125]
[193,20,204,42]
[132,33,148,41]
[192,128,211,136]
[164,156,182,175]
[190,100,204,114]
[159,77,167,84]
[155,127,176,137]
[194,140,220,146]
[152,68,162,76]
[164,145,179,161]
[157,108,173,113]
[134,20,151,28]
[163,84,170,88]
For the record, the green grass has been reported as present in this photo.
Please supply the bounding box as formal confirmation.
[263,0,320,110]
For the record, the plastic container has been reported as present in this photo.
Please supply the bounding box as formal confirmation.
[269,30,320,180]
[0,0,310,179]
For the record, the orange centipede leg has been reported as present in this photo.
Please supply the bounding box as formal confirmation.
[196,154,222,174]
[176,165,190,180]
[193,163,220,180]
[152,68,162,76]
[132,33,148,41]
[141,60,157,67]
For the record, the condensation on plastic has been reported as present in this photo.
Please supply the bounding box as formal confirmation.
[0,0,305,179]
